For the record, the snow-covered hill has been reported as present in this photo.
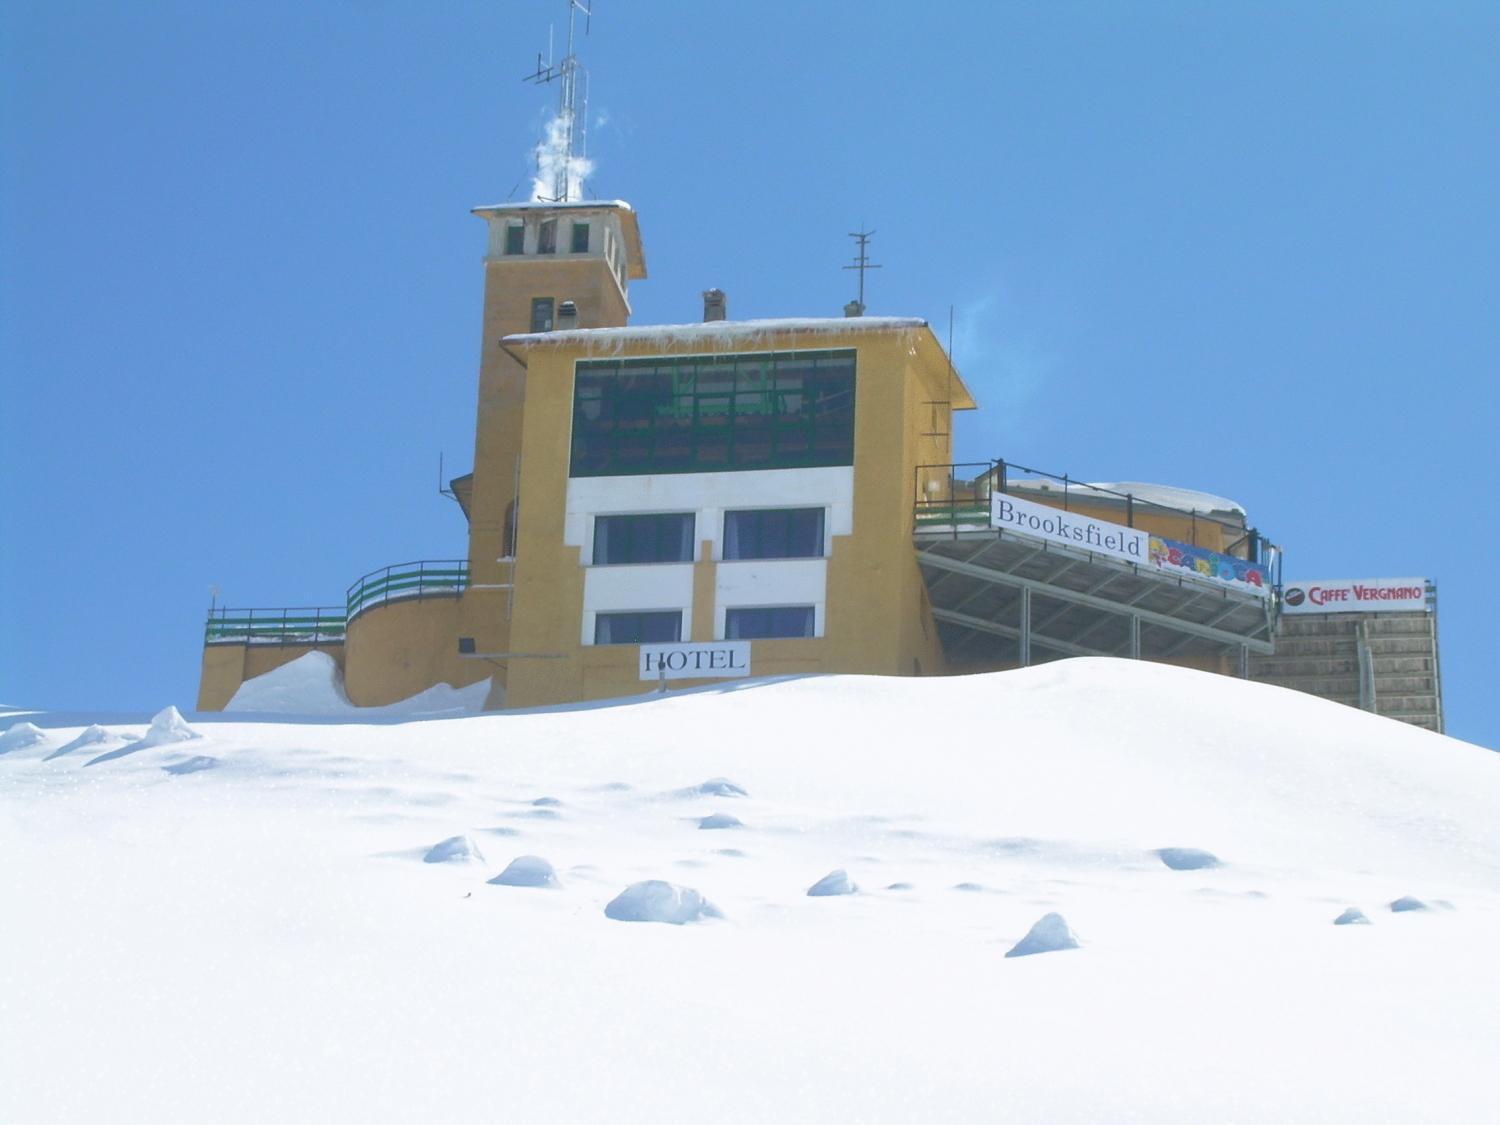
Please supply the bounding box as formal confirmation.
[3,659,1496,1124]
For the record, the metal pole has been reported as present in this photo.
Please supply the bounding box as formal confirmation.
[1019,587,1032,668]
[1129,615,1141,659]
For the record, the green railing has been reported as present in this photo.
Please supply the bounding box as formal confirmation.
[204,606,347,646]
[205,559,470,645]
[345,559,469,622]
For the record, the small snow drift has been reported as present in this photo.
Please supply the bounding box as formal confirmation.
[604,880,720,924]
[0,722,47,754]
[1334,907,1372,925]
[423,835,485,864]
[807,869,857,897]
[489,855,561,889]
[163,755,219,776]
[697,813,742,830]
[531,796,562,808]
[1156,847,1222,871]
[1005,912,1080,958]
[689,777,748,798]
[1390,896,1430,913]
[44,724,116,760]
[86,707,200,766]
[225,651,490,716]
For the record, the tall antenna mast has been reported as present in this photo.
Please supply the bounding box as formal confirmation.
[842,226,882,316]
[524,1,592,202]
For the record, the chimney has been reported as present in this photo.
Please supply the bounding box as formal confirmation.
[702,288,727,322]
[844,299,865,318]
[557,300,579,330]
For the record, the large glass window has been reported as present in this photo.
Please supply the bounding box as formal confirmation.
[594,611,682,645]
[593,513,695,565]
[725,606,815,640]
[570,349,856,477]
[724,508,825,560]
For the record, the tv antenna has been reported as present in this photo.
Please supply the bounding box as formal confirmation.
[524,0,592,202]
[842,226,882,315]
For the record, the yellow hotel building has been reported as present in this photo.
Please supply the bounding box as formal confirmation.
[198,198,1286,712]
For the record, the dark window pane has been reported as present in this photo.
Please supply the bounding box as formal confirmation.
[725,606,815,639]
[505,225,524,254]
[595,611,683,645]
[531,298,555,333]
[538,219,557,254]
[724,509,825,560]
[594,513,695,565]
[571,222,590,253]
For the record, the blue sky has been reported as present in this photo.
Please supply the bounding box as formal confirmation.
[3,1,1497,748]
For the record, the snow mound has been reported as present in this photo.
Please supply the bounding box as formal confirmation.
[89,707,200,765]
[1390,896,1430,913]
[225,652,490,717]
[1006,912,1081,958]
[1157,847,1221,871]
[698,813,743,830]
[1334,907,1372,925]
[531,796,561,807]
[489,856,561,889]
[44,724,116,760]
[688,777,748,798]
[0,722,47,754]
[423,835,485,864]
[163,755,219,776]
[604,880,721,924]
[807,869,858,897]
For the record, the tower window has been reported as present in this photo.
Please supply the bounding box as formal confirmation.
[504,224,524,255]
[570,222,590,253]
[538,219,558,254]
[531,297,555,333]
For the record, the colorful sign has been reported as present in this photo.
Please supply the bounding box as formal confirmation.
[991,493,1149,566]
[639,641,752,681]
[1148,536,1272,599]
[1281,579,1428,615]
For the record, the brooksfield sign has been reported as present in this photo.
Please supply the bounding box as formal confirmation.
[991,493,1148,566]
[639,641,752,681]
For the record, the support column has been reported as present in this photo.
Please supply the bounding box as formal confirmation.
[1019,587,1032,668]
[1238,644,1249,679]
[1129,615,1141,659]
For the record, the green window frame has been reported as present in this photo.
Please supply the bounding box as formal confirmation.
[570,349,856,477]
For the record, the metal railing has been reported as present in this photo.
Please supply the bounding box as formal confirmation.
[204,606,347,646]
[913,458,1279,571]
[205,559,470,645]
[345,559,469,622]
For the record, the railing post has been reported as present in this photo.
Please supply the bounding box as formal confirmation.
[1126,493,1134,528]
[1063,474,1069,511]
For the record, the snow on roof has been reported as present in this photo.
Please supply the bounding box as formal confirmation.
[1007,479,1246,518]
[503,316,929,353]
[471,199,634,213]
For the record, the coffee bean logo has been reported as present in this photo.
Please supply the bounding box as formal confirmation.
[1283,587,1306,607]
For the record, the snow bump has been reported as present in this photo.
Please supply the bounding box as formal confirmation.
[807,869,858,897]
[697,813,743,830]
[423,835,486,864]
[1389,896,1430,913]
[604,880,721,924]
[1334,907,1372,925]
[0,722,48,754]
[1156,847,1222,871]
[1005,913,1080,958]
[489,856,562,889]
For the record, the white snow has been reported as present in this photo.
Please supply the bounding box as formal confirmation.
[1156,846,1222,870]
[0,721,47,754]
[42,723,118,760]
[489,855,562,889]
[502,316,928,354]
[3,658,1499,1123]
[423,835,485,864]
[806,868,858,896]
[1005,912,1080,957]
[604,880,721,924]
[697,813,743,830]
[224,651,490,716]
[1087,480,1246,517]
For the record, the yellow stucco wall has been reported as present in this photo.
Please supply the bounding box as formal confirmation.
[342,595,490,707]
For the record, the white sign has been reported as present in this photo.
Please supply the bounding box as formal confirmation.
[991,492,1149,566]
[639,641,752,681]
[1281,578,1429,615]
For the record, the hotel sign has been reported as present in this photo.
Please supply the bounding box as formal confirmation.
[1281,579,1428,615]
[640,641,752,681]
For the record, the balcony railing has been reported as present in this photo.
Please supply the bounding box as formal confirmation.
[345,559,469,622]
